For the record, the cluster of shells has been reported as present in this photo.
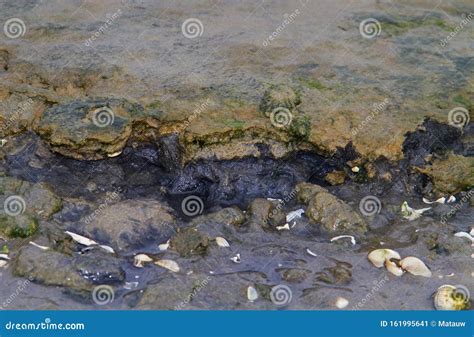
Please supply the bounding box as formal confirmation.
[368,249,470,310]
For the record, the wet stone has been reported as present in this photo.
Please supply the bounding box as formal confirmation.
[13,245,91,291]
[248,198,285,229]
[35,98,144,160]
[82,199,177,252]
[0,176,62,238]
[170,227,209,258]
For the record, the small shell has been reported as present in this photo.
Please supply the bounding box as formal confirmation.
[65,231,97,246]
[454,232,473,243]
[401,201,431,221]
[29,241,50,250]
[247,286,258,302]
[215,237,230,247]
[434,285,470,310]
[276,223,290,231]
[286,209,305,223]
[330,235,356,245]
[230,253,241,264]
[447,196,456,203]
[400,256,432,277]
[351,166,360,173]
[306,248,318,257]
[107,151,122,158]
[0,254,10,260]
[155,259,180,273]
[134,254,153,268]
[422,197,446,204]
[385,259,404,276]
[368,249,401,268]
[335,297,349,309]
[158,240,170,251]
[0,260,8,268]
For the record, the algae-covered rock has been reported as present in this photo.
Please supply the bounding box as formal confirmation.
[0,176,62,238]
[248,198,285,229]
[35,98,144,160]
[170,226,209,258]
[417,154,474,194]
[296,182,367,235]
[259,84,301,117]
[13,245,90,290]
[13,245,124,290]
[83,199,176,252]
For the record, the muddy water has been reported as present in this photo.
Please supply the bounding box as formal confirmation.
[0,133,472,310]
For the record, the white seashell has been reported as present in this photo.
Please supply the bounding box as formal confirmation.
[230,253,241,264]
[447,196,456,203]
[401,201,431,220]
[286,209,305,223]
[330,235,356,245]
[65,231,98,246]
[351,166,360,173]
[276,223,290,231]
[335,297,349,309]
[306,248,318,257]
[99,245,115,254]
[134,254,153,268]
[247,286,258,302]
[422,197,446,204]
[0,254,10,260]
[0,139,7,147]
[0,260,8,268]
[434,285,470,310]
[267,198,282,203]
[454,232,473,243]
[400,256,432,277]
[107,151,122,158]
[368,249,401,268]
[215,237,230,247]
[155,259,180,273]
[158,240,170,251]
[29,241,50,250]
[385,259,404,276]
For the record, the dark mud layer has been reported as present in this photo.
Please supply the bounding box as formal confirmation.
[0,120,472,310]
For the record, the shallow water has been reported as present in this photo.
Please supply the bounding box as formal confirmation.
[0,133,471,310]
